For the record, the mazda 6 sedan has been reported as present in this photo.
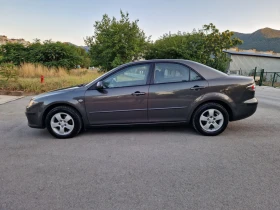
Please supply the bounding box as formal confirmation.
[26,59,258,138]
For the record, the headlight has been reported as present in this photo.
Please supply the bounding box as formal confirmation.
[27,99,38,108]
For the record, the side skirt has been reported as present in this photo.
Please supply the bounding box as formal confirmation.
[87,121,189,128]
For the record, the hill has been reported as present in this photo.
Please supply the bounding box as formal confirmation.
[64,42,89,52]
[234,28,280,53]
[80,46,90,52]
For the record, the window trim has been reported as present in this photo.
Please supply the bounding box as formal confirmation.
[89,62,153,90]
[88,61,205,90]
[150,61,205,85]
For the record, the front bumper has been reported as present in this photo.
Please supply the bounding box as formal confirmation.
[25,112,44,128]
[232,98,258,121]
[25,103,45,129]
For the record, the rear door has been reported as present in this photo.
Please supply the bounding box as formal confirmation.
[148,62,208,122]
[85,63,152,125]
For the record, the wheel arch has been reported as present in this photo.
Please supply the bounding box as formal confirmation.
[190,100,234,122]
[42,103,84,128]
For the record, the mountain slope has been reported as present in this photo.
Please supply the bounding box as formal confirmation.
[233,28,280,53]
[80,46,90,52]
[64,42,90,52]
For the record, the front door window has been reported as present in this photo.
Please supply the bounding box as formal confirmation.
[103,64,150,88]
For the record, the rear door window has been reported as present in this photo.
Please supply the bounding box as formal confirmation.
[154,63,203,84]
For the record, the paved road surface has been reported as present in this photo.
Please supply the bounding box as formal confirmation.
[0,87,280,210]
[0,95,24,105]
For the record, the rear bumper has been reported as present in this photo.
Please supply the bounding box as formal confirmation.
[232,98,258,121]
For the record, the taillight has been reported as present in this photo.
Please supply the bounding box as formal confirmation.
[247,83,256,91]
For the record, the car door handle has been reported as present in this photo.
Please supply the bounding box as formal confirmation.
[190,86,206,90]
[131,91,146,96]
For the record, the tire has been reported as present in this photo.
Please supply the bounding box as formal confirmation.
[45,106,82,139]
[192,103,229,136]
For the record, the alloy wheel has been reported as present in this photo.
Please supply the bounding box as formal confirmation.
[50,112,75,136]
[199,109,224,132]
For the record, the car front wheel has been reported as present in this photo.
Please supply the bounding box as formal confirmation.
[192,103,229,136]
[45,106,82,139]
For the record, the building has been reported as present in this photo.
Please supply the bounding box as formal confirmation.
[225,48,280,75]
[0,35,30,46]
[0,35,8,44]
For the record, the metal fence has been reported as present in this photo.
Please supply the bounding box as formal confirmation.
[260,71,280,87]
[228,67,280,88]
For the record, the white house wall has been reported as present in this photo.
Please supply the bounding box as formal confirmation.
[229,55,280,73]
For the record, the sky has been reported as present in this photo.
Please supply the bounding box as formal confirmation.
[0,0,280,45]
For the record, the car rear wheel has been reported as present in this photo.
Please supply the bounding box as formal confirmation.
[45,106,82,139]
[192,103,229,136]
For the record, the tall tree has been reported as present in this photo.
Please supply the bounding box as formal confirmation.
[145,24,242,71]
[85,10,150,71]
[202,23,243,70]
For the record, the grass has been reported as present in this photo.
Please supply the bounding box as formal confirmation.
[18,63,69,78]
[262,81,280,88]
[0,63,102,94]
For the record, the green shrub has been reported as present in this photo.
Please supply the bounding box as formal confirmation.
[0,63,19,82]
[0,42,90,70]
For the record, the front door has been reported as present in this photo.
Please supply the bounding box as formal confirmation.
[85,63,151,125]
[148,62,208,122]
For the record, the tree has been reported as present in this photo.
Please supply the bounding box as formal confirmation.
[0,43,27,65]
[28,42,82,69]
[85,10,150,71]
[76,47,91,68]
[33,38,41,43]
[145,23,242,71]
[0,41,90,69]
[202,23,243,70]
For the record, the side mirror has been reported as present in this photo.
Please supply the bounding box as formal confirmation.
[96,81,104,89]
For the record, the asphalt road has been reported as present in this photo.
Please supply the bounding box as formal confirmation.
[0,87,280,210]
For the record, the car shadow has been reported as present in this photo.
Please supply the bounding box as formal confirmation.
[82,124,196,136]
[28,124,197,140]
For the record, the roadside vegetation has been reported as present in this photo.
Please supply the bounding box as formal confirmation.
[0,63,101,93]
[0,10,242,94]
[85,11,242,72]
[0,40,90,69]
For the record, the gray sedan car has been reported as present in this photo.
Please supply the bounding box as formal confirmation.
[26,59,258,138]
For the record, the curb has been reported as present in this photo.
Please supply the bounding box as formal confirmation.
[0,91,25,96]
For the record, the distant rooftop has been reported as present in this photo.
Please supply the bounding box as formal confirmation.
[224,48,280,59]
[0,35,30,46]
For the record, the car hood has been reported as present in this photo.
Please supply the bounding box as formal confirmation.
[33,85,84,100]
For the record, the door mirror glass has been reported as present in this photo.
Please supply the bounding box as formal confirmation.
[96,81,104,89]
